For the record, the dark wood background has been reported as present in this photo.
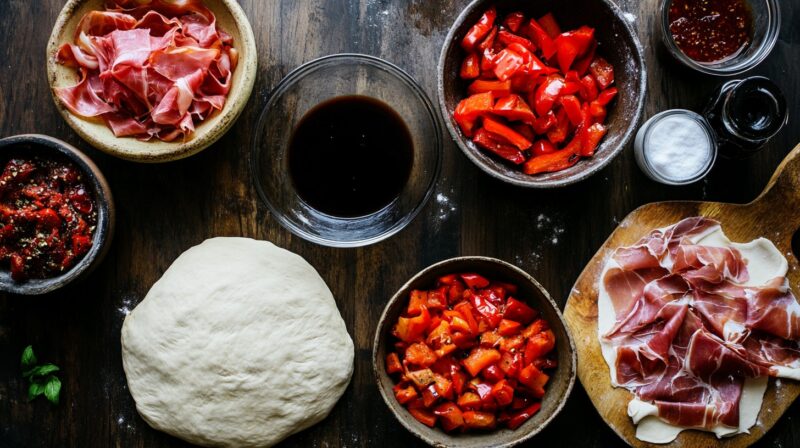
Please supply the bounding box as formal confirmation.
[1,0,799,447]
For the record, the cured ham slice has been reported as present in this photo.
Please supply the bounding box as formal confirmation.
[598,217,800,441]
[54,0,235,142]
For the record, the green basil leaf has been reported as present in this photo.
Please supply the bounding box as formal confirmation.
[28,381,45,401]
[20,345,37,370]
[23,363,60,379]
[44,376,61,405]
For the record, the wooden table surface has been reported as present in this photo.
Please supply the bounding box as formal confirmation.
[1,0,799,447]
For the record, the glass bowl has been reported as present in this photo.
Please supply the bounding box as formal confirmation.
[660,0,781,76]
[252,54,442,247]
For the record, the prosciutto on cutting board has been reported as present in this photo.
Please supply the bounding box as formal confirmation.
[599,217,800,440]
[54,0,237,142]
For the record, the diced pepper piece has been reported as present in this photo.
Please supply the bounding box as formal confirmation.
[463,347,502,377]
[450,315,473,334]
[454,301,480,334]
[409,408,438,427]
[560,95,584,126]
[434,402,465,432]
[555,26,595,73]
[460,52,480,79]
[454,92,494,137]
[482,363,506,382]
[434,344,457,358]
[524,330,556,365]
[393,384,418,404]
[532,139,557,157]
[499,351,524,377]
[407,368,437,389]
[483,117,533,151]
[505,298,539,324]
[534,75,565,116]
[480,330,502,348]
[535,357,559,370]
[589,57,615,89]
[596,87,618,106]
[460,273,490,289]
[427,287,448,311]
[499,334,525,353]
[507,402,542,430]
[477,25,499,52]
[512,123,536,142]
[523,136,581,175]
[469,292,503,328]
[407,290,429,316]
[452,370,468,395]
[525,18,556,59]
[537,13,561,39]
[546,108,570,145]
[463,411,497,430]
[386,352,403,374]
[579,74,598,102]
[503,11,526,33]
[572,39,597,76]
[406,342,438,368]
[393,306,431,342]
[438,274,460,285]
[457,391,482,409]
[434,373,454,400]
[580,122,607,157]
[492,94,535,123]
[518,364,550,397]
[422,383,441,408]
[467,79,512,97]
[492,48,525,81]
[531,111,557,135]
[498,319,522,336]
[498,30,536,53]
[462,7,497,51]
[473,128,526,165]
[521,319,549,339]
[491,379,515,406]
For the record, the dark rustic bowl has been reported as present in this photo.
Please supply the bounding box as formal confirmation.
[0,134,114,295]
[373,257,577,448]
[438,0,647,188]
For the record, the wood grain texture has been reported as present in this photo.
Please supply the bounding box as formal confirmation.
[564,143,800,448]
[0,0,799,447]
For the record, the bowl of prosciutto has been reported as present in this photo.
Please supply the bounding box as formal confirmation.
[46,0,257,162]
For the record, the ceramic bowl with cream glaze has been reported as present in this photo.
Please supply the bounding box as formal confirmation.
[0,134,114,295]
[373,257,577,448]
[46,0,257,163]
[438,0,647,188]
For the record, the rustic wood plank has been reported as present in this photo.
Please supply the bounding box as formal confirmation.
[0,0,799,447]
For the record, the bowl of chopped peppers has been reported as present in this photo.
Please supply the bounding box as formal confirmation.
[438,0,646,188]
[0,134,114,295]
[373,257,576,447]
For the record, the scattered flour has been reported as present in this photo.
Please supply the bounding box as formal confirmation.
[117,295,135,316]
[623,12,636,22]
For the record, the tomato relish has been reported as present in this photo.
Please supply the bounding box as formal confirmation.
[669,0,753,63]
[386,273,557,432]
[0,157,96,281]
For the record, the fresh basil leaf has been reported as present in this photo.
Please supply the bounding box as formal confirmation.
[23,363,60,379]
[44,376,61,405]
[28,381,45,401]
[21,345,37,370]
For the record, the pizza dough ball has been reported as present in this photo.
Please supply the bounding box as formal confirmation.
[121,238,354,447]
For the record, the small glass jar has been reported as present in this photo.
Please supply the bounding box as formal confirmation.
[634,110,718,186]
[702,76,788,158]
[660,0,781,76]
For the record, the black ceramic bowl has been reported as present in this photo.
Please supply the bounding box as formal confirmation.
[0,134,114,295]
[373,257,576,448]
[438,0,647,188]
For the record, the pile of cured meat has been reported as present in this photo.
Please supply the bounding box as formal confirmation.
[54,0,237,142]
[599,217,800,439]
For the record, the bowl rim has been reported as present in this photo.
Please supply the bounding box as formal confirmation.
[437,0,648,189]
[250,53,443,248]
[0,134,115,295]
[371,256,577,447]
[45,0,258,163]
[658,0,782,76]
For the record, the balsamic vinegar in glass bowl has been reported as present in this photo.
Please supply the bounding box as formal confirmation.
[288,95,414,218]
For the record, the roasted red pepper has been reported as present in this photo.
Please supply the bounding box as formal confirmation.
[462,7,497,51]
[523,138,581,175]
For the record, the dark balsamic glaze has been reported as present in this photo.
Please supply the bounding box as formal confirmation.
[288,95,414,218]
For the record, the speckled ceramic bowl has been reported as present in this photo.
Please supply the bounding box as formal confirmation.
[46,0,257,163]
[0,134,114,295]
[438,0,647,188]
[373,257,577,448]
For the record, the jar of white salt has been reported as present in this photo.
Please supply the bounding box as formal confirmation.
[634,110,717,185]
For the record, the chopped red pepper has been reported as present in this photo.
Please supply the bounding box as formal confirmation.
[537,13,561,39]
[506,402,542,430]
[503,11,526,33]
[497,30,536,53]
[467,79,512,97]
[433,402,465,432]
[409,408,438,428]
[394,384,418,405]
[491,379,515,406]
[589,57,615,89]
[555,26,595,73]
[525,18,557,59]
[460,52,481,79]
[406,342,438,368]
[560,95,584,126]
[454,91,494,136]
[492,48,526,81]
[523,137,581,175]
[596,87,618,106]
[533,75,565,116]
[472,128,526,165]
[492,94,535,123]
[579,74,599,102]
[462,7,497,51]
[463,347,502,377]
[463,411,497,430]
[504,298,538,324]
[386,352,403,374]
[498,319,522,336]
[532,111,557,135]
[580,122,608,157]
[532,139,557,157]
[546,108,570,145]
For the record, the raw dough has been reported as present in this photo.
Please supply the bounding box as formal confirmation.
[121,238,354,448]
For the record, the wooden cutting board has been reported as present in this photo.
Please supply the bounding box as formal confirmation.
[564,143,800,448]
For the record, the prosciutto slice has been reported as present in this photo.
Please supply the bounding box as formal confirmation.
[54,0,236,142]
[600,217,800,435]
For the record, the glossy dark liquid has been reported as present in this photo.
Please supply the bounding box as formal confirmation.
[288,95,414,218]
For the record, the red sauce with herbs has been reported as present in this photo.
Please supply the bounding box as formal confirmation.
[669,0,753,63]
[0,157,96,281]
